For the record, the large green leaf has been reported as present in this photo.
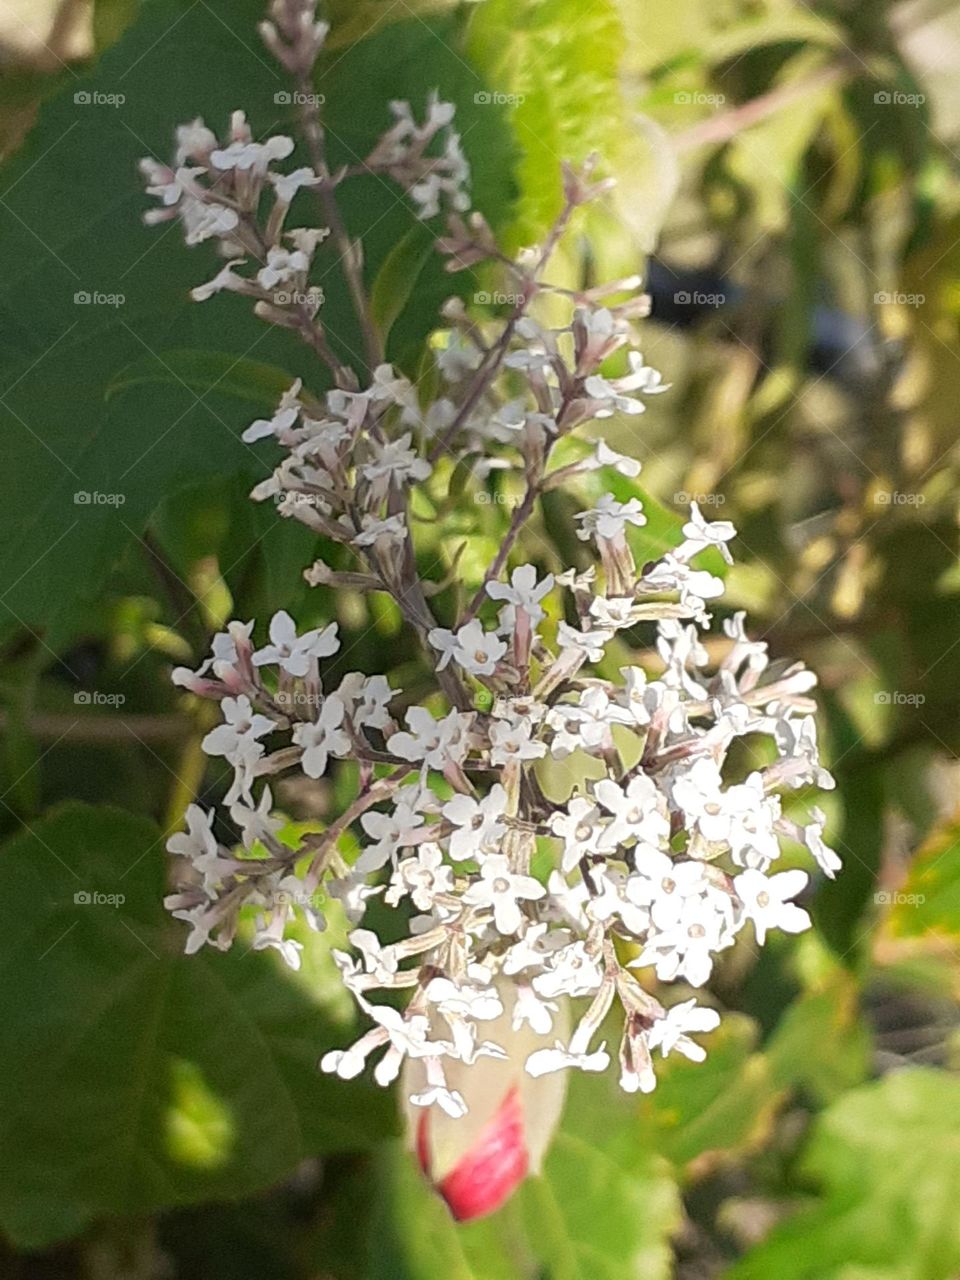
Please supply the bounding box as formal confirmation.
[0,803,395,1250]
[466,0,678,265]
[728,1069,960,1280]
[0,0,514,643]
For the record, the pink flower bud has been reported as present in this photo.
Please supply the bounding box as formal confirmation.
[401,981,569,1222]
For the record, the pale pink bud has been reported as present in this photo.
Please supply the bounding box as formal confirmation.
[402,980,569,1221]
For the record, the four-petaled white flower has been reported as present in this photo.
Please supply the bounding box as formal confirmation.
[429,619,507,676]
[252,609,340,677]
[201,695,274,764]
[442,784,507,860]
[733,868,810,945]
[486,564,554,626]
[647,999,721,1061]
[463,854,545,933]
[292,695,350,777]
[575,494,647,542]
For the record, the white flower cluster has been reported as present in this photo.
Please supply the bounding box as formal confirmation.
[157,0,840,1121]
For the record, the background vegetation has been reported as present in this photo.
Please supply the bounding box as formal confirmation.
[1,0,959,1276]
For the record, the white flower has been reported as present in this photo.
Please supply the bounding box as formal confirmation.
[488,717,546,767]
[583,440,642,478]
[546,687,629,759]
[584,351,668,416]
[166,802,217,863]
[361,432,432,489]
[526,1042,610,1077]
[258,245,311,290]
[437,331,482,382]
[166,804,235,893]
[555,620,614,663]
[802,807,842,879]
[387,707,473,771]
[201,695,274,763]
[594,775,670,849]
[647,999,720,1061]
[463,854,545,933]
[637,891,733,987]
[679,501,737,565]
[242,380,303,443]
[353,513,407,548]
[270,166,320,203]
[575,493,646,542]
[211,133,294,172]
[428,619,507,676]
[358,802,428,874]
[442,784,507,860]
[549,797,615,873]
[181,199,240,246]
[385,844,453,910]
[191,259,249,303]
[174,118,217,165]
[533,940,603,999]
[292,695,350,777]
[336,672,394,732]
[733,868,810,945]
[512,983,557,1034]
[229,786,284,850]
[252,610,340,677]
[486,564,554,626]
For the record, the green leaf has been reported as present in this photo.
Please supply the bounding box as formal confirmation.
[106,350,293,408]
[880,817,960,952]
[466,0,678,263]
[0,0,515,642]
[370,223,438,351]
[0,803,395,1250]
[635,1014,782,1171]
[766,970,871,1104]
[728,1069,960,1280]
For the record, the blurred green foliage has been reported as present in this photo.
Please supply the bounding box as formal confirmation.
[2,0,960,1276]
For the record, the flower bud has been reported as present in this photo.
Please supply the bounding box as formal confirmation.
[401,980,569,1221]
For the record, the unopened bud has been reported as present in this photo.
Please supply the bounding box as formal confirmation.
[402,980,569,1221]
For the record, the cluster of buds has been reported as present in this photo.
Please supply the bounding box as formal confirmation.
[153,0,841,1220]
